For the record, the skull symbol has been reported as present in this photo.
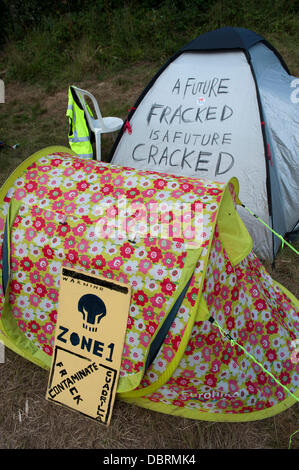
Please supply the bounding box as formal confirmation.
[78,294,107,333]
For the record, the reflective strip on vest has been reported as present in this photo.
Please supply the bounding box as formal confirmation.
[66,87,94,159]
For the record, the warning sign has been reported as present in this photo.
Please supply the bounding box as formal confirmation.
[46,267,131,425]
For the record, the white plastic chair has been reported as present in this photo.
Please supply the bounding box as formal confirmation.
[71,86,124,161]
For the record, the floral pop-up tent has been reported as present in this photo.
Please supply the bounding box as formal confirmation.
[0,146,298,422]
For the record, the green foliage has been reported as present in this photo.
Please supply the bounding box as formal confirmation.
[0,0,297,86]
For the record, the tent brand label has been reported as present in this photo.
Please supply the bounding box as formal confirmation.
[46,267,131,425]
[179,390,239,402]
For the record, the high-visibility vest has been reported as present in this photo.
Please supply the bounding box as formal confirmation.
[66,86,94,159]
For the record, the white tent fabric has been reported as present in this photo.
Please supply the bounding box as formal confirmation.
[112,51,272,259]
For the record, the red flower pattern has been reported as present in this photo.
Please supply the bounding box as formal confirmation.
[0,151,296,419]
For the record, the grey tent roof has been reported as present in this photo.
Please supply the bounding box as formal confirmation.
[181,27,263,52]
[180,27,290,73]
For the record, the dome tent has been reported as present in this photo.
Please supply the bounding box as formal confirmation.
[110,27,299,262]
[0,146,298,422]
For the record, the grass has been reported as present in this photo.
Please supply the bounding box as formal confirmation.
[0,347,298,449]
[0,1,298,451]
[0,1,298,88]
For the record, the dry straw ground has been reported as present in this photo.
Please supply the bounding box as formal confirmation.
[0,56,298,450]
